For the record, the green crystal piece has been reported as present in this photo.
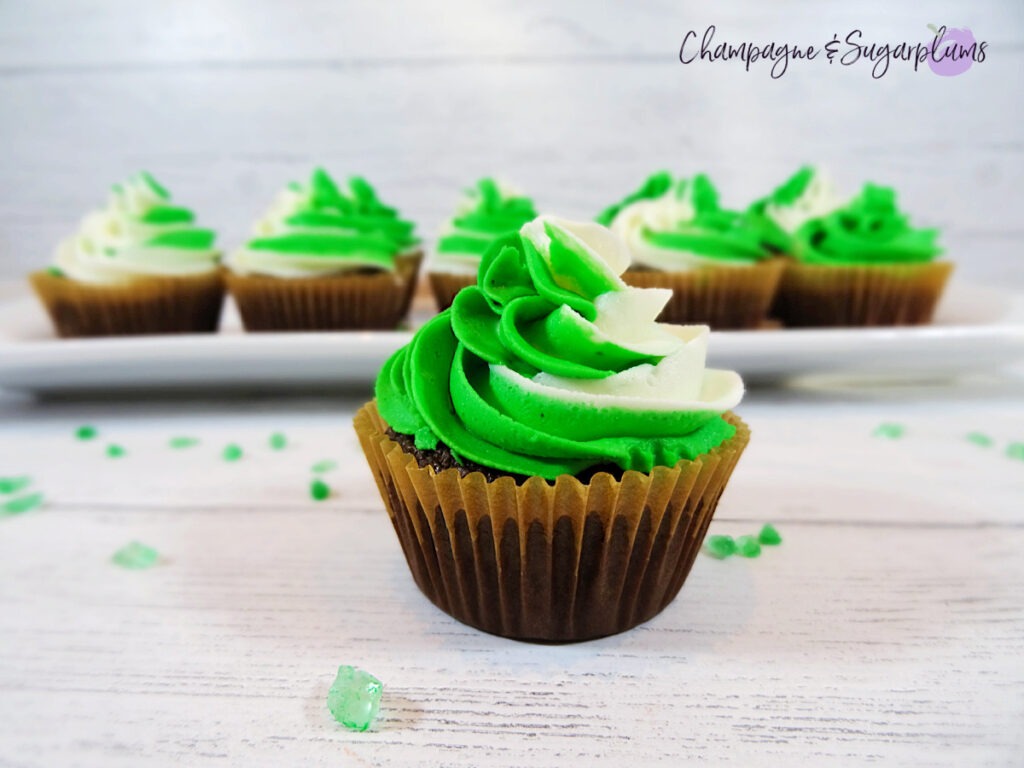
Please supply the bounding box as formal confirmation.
[311,459,338,474]
[310,478,331,501]
[0,476,30,495]
[327,666,382,731]
[2,492,44,517]
[1007,442,1024,462]
[703,534,737,559]
[111,541,160,570]
[758,523,782,546]
[966,432,994,448]
[223,444,243,462]
[872,423,904,439]
[76,425,97,441]
[269,432,287,450]
[106,444,126,458]
[169,436,200,449]
[736,535,762,558]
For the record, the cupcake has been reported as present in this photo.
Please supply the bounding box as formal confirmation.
[599,173,783,329]
[30,172,223,337]
[746,165,845,256]
[773,183,951,327]
[428,178,538,311]
[225,169,421,331]
[354,215,749,642]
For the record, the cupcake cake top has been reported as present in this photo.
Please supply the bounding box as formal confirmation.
[600,173,772,271]
[227,168,418,278]
[433,178,538,276]
[795,183,942,265]
[747,166,844,254]
[53,172,219,284]
[376,215,744,480]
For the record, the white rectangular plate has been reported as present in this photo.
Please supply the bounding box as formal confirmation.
[1,281,1022,392]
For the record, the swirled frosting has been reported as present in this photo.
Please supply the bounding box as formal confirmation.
[375,215,744,479]
[603,174,772,271]
[432,178,538,276]
[748,166,845,253]
[795,183,942,265]
[53,172,219,284]
[227,168,418,278]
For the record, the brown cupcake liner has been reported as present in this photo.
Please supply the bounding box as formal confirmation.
[622,259,785,329]
[29,270,225,338]
[772,260,954,327]
[428,271,476,312]
[354,401,750,643]
[226,252,422,331]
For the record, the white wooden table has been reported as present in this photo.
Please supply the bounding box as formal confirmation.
[1,369,1022,767]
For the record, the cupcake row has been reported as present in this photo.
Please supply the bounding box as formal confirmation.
[29,167,952,337]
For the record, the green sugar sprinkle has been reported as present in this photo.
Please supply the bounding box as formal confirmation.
[1007,443,1024,462]
[269,432,287,450]
[327,666,383,731]
[168,436,200,449]
[223,444,243,462]
[966,432,994,448]
[758,523,782,546]
[703,535,737,560]
[872,423,905,439]
[310,478,331,501]
[106,444,126,458]
[2,493,44,517]
[45,266,64,277]
[76,425,98,441]
[735,535,762,558]
[111,541,160,570]
[0,476,31,495]
[311,459,338,474]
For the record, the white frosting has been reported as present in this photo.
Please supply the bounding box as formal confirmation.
[431,179,529,276]
[54,174,219,285]
[764,167,844,234]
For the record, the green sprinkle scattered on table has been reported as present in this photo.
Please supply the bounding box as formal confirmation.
[0,476,31,495]
[111,541,160,570]
[2,492,44,517]
[106,444,126,458]
[310,478,331,501]
[75,425,98,441]
[223,444,243,462]
[872,423,904,439]
[168,436,200,449]
[311,459,338,474]
[735,535,762,558]
[966,432,994,448]
[1007,443,1024,462]
[703,535,737,560]
[327,666,382,731]
[758,524,782,546]
[269,432,287,450]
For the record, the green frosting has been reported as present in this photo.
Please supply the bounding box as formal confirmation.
[375,219,737,480]
[595,171,674,226]
[746,166,818,254]
[437,178,538,256]
[795,184,942,265]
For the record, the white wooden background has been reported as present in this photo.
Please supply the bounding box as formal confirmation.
[0,0,1021,287]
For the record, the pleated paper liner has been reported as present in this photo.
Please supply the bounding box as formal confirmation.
[622,258,785,330]
[354,401,750,643]
[226,252,422,331]
[772,260,954,327]
[29,270,225,338]
[428,272,476,312]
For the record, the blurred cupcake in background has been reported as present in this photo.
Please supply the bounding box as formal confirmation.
[30,172,223,338]
[600,172,783,329]
[747,165,845,256]
[428,178,538,310]
[773,183,951,327]
[225,168,421,331]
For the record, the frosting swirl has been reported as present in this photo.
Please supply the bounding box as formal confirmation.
[748,166,844,253]
[604,174,772,271]
[795,183,942,264]
[376,215,744,479]
[432,178,538,276]
[53,172,218,284]
[227,168,418,278]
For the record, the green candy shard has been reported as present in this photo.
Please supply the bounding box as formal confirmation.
[310,479,331,501]
[735,535,762,558]
[169,436,200,449]
[106,444,126,458]
[758,523,782,546]
[1006,443,1024,462]
[966,432,994,448]
[2,492,44,517]
[311,460,338,474]
[111,541,160,570]
[703,535,737,559]
[872,423,904,439]
[0,476,31,495]
[269,433,287,450]
[76,425,98,441]
[327,666,382,731]
[223,444,243,462]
